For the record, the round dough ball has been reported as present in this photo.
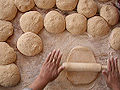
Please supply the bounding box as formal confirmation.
[109,27,120,50]
[34,0,55,9]
[87,16,110,37]
[66,13,87,35]
[44,11,65,34]
[14,0,35,12]
[0,20,13,42]
[17,32,43,56]
[20,11,44,34]
[0,0,17,21]
[77,0,97,18]
[100,5,119,26]
[56,0,78,11]
[0,42,16,65]
[0,64,20,87]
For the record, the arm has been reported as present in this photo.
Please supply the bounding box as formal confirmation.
[102,57,120,90]
[29,49,64,90]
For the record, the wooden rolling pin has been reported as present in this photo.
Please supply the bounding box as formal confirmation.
[62,62,107,72]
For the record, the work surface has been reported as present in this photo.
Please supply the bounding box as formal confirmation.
[1,0,120,90]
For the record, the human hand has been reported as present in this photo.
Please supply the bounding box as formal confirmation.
[102,57,120,90]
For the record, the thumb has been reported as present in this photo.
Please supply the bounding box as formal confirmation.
[102,70,108,81]
[58,66,65,74]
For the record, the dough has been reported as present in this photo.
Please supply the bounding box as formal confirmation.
[34,0,55,9]
[98,0,110,2]
[67,46,98,85]
[0,42,16,65]
[109,27,120,50]
[0,64,20,87]
[14,0,35,12]
[44,11,65,34]
[0,0,17,21]
[87,16,110,37]
[20,11,44,34]
[66,13,87,35]
[77,0,97,18]
[17,32,43,56]
[56,0,78,11]
[100,5,119,26]
[0,20,13,42]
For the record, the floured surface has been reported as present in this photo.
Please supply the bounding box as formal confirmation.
[0,0,119,90]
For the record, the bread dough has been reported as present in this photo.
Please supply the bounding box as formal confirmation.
[100,5,119,26]
[0,20,13,42]
[67,46,98,85]
[44,11,65,34]
[87,16,110,37]
[14,0,35,12]
[66,13,87,35]
[109,27,120,50]
[17,32,43,56]
[0,42,16,65]
[56,0,78,11]
[0,0,17,21]
[77,0,97,18]
[20,11,44,34]
[34,0,55,9]
[0,64,20,87]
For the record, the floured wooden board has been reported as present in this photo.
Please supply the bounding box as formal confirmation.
[0,0,119,90]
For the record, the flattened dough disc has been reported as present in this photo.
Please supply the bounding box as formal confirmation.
[67,46,98,85]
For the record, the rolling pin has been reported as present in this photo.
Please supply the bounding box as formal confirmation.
[62,62,107,72]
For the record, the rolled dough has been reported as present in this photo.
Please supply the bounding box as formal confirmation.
[66,46,98,85]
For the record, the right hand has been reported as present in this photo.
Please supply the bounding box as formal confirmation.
[102,57,120,90]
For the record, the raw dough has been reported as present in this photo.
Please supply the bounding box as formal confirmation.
[0,0,17,21]
[100,5,119,26]
[87,16,110,37]
[109,27,120,50]
[34,0,55,9]
[56,0,78,11]
[20,11,44,34]
[44,11,65,34]
[17,32,43,56]
[0,64,20,87]
[77,0,97,18]
[66,13,87,35]
[14,0,35,12]
[0,42,16,65]
[0,20,13,42]
[67,46,98,85]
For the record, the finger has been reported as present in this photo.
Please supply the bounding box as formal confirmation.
[53,49,60,63]
[108,58,112,72]
[49,49,56,62]
[102,70,108,81]
[58,66,65,74]
[115,58,119,73]
[111,57,115,73]
[45,52,52,63]
[56,53,62,66]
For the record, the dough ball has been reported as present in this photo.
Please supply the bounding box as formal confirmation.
[100,5,119,26]
[67,46,98,85]
[20,11,44,34]
[109,27,120,50]
[0,20,13,42]
[87,16,110,37]
[0,0,17,21]
[77,0,97,18]
[56,0,78,11]
[14,0,35,12]
[0,64,20,87]
[0,42,16,65]
[34,0,55,9]
[17,32,43,56]
[44,11,65,34]
[66,13,87,35]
